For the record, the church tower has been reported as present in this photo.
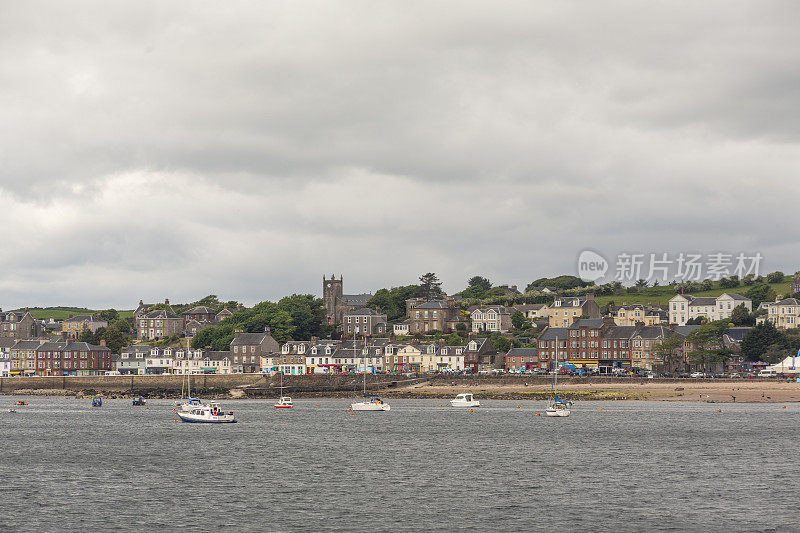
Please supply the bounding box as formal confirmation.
[323,274,343,324]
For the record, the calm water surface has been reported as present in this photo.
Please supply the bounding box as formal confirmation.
[0,397,797,532]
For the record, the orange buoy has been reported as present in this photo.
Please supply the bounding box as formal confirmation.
[599,407,603,410]
[717,409,722,412]
[783,405,787,409]
[516,405,521,409]
[535,413,540,416]
[145,406,149,410]
[350,414,355,417]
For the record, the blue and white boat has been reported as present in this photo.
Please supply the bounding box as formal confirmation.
[177,402,236,423]
[91,396,102,407]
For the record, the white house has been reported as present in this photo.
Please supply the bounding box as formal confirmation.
[435,345,465,371]
[669,293,752,326]
[757,297,800,329]
[117,345,151,375]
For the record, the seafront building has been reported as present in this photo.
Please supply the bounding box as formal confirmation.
[668,293,752,326]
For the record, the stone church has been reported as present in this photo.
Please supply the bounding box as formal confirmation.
[323,275,373,325]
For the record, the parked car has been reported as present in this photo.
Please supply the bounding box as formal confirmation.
[645,372,656,379]
[690,372,704,378]
[729,372,741,378]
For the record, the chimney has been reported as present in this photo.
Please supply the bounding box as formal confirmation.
[99,339,107,347]
[586,293,595,301]
[311,336,319,343]
[139,300,143,305]
[165,299,170,305]
[512,285,517,292]
[265,327,271,334]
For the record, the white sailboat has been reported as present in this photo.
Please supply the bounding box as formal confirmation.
[351,348,390,411]
[274,372,293,409]
[177,401,236,423]
[545,335,571,417]
[177,372,203,412]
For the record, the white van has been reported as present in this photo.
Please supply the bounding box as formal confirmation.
[758,369,777,378]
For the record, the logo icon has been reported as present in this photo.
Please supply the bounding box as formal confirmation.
[577,250,608,282]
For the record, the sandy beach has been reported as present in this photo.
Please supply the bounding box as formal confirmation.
[389,379,800,403]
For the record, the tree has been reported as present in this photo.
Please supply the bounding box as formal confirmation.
[468,276,492,291]
[741,321,787,361]
[686,320,733,372]
[366,284,421,321]
[511,310,526,330]
[455,322,467,332]
[653,336,685,373]
[719,276,740,289]
[419,273,443,301]
[742,274,755,286]
[635,279,648,288]
[98,309,118,322]
[766,271,785,284]
[100,325,130,354]
[729,304,755,326]
[763,343,791,365]
[745,284,776,308]
[700,279,714,291]
[526,275,593,292]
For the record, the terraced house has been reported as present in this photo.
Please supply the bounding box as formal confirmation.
[547,294,601,327]
[230,328,279,373]
[470,306,512,333]
[10,339,45,376]
[342,308,388,336]
[62,314,108,339]
[0,309,41,339]
[34,341,111,376]
[405,297,464,333]
[136,301,184,340]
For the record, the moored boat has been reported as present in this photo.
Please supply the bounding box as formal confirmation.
[274,396,293,409]
[132,396,146,406]
[92,396,102,407]
[177,402,237,423]
[450,393,480,408]
[351,397,390,411]
[545,338,571,418]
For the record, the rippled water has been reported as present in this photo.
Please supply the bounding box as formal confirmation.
[1,397,797,532]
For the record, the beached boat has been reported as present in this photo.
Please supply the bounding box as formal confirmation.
[274,373,293,409]
[351,365,390,411]
[132,396,146,406]
[450,393,480,408]
[177,402,237,423]
[545,339,570,418]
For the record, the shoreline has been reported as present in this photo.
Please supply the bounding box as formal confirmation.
[4,380,800,403]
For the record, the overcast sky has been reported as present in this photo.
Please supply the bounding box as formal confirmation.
[1,1,799,310]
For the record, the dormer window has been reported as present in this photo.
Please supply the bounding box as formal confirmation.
[282,345,289,354]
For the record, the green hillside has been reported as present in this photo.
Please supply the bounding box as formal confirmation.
[25,307,134,320]
[593,279,792,308]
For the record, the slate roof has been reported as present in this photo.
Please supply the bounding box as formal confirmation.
[687,297,717,307]
[35,341,67,352]
[230,333,269,345]
[724,327,752,342]
[568,318,605,329]
[11,340,44,351]
[0,337,17,349]
[506,347,537,357]
[633,326,671,339]
[537,327,569,341]
[183,306,216,315]
[722,293,750,301]
[513,304,546,312]
[603,326,638,339]
[342,294,372,306]
[63,315,103,323]
[672,325,702,336]
[415,301,449,309]
[144,309,180,319]
[345,308,385,317]
[64,341,110,352]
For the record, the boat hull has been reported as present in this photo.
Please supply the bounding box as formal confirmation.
[177,412,237,423]
[450,400,480,408]
[274,404,293,409]
[545,408,570,417]
[351,402,390,411]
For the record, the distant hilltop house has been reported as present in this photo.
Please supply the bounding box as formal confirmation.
[606,304,667,327]
[323,275,373,325]
[756,297,800,329]
[61,314,108,340]
[668,293,751,326]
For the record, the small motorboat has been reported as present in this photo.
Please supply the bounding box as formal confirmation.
[13,401,28,406]
[177,402,236,423]
[91,396,102,407]
[351,397,391,411]
[274,396,293,409]
[450,393,480,408]
[8,408,17,413]
[132,396,147,406]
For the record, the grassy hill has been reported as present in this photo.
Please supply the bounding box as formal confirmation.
[24,307,134,320]
[592,279,792,308]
